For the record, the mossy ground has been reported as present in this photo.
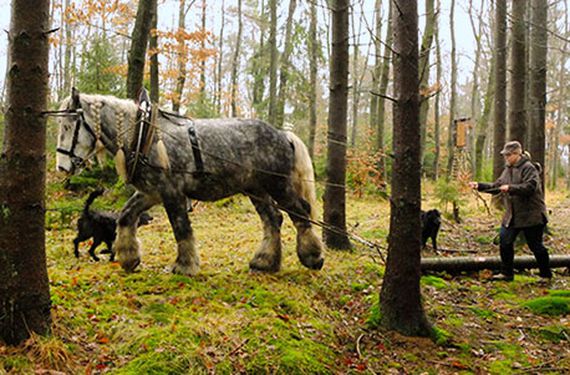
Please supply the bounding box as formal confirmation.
[1,181,570,374]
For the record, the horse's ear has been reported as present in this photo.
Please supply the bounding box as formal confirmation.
[137,87,150,106]
[71,87,80,108]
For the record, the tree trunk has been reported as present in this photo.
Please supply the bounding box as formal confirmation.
[376,0,392,182]
[149,2,159,103]
[63,0,73,96]
[268,0,278,125]
[308,0,318,158]
[432,0,441,180]
[275,0,298,128]
[529,0,547,190]
[126,0,155,100]
[446,0,457,180]
[251,0,266,118]
[323,0,351,250]
[350,5,362,147]
[216,0,225,115]
[421,255,570,273]
[200,0,207,98]
[230,0,243,117]
[509,0,527,146]
[380,0,431,337]
[551,1,568,189]
[172,0,187,113]
[0,0,51,345]
[493,0,507,180]
[419,0,436,167]
[369,0,382,131]
[475,59,495,179]
[467,0,484,176]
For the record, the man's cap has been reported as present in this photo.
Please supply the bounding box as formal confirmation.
[500,141,522,155]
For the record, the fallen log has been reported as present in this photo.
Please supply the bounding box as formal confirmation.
[421,255,570,273]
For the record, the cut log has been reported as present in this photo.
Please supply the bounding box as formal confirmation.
[421,255,570,273]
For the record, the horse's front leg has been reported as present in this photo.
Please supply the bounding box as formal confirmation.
[162,193,200,276]
[115,191,159,272]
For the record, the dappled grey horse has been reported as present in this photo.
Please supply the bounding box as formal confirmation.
[55,89,324,275]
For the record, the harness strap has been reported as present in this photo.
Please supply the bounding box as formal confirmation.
[188,124,204,173]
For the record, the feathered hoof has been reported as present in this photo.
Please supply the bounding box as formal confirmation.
[172,262,200,276]
[121,257,141,273]
[301,256,324,270]
[249,254,281,273]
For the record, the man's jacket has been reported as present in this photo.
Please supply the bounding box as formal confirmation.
[477,155,547,228]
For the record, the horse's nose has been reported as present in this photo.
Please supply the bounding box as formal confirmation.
[57,165,69,173]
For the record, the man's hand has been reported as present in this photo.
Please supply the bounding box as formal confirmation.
[499,184,510,193]
[468,182,478,189]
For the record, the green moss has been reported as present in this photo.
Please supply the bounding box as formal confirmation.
[538,325,569,343]
[444,315,465,328]
[432,326,452,346]
[489,360,515,375]
[350,282,369,292]
[421,275,448,289]
[523,296,570,316]
[548,290,570,298]
[469,307,496,319]
[366,296,381,328]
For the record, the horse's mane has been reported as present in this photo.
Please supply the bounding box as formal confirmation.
[59,93,137,116]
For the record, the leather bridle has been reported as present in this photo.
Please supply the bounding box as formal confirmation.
[55,102,98,170]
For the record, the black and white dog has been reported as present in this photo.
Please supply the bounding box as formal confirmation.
[73,189,152,261]
[421,209,441,250]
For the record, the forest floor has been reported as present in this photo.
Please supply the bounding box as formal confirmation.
[1,181,569,374]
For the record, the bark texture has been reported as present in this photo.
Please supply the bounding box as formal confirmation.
[379,0,431,337]
[0,0,52,345]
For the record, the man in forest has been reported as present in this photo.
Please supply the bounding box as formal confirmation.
[468,141,552,281]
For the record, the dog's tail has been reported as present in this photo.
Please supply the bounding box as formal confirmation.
[83,188,104,216]
[286,131,317,221]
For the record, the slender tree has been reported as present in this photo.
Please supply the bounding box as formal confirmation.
[419,0,436,166]
[380,0,431,337]
[323,0,351,250]
[529,0,547,188]
[126,0,155,100]
[230,0,243,117]
[446,0,457,179]
[509,0,527,145]
[369,0,382,130]
[308,0,319,157]
[275,0,298,128]
[200,0,207,98]
[432,0,441,179]
[551,1,568,188]
[375,0,392,181]
[172,0,188,113]
[268,0,278,125]
[493,0,507,180]
[149,1,159,103]
[0,0,51,345]
[215,0,225,114]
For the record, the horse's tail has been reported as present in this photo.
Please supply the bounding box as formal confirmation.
[286,132,318,221]
[83,188,104,216]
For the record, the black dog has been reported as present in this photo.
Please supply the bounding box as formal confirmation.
[73,189,152,261]
[421,209,441,250]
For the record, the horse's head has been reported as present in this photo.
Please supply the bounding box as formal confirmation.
[56,88,98,174]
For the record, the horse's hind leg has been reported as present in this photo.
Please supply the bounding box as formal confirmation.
[115,192,159,272]
[162,193,200,276]
[270,188,324,270]
[248,194,284,273]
